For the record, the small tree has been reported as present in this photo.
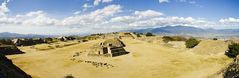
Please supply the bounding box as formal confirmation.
[185,38,199,48]
[225,43,239,58]
[145,32,154,37]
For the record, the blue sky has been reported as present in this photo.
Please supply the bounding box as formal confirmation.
[5,0,239,20]
[0,0,239,35]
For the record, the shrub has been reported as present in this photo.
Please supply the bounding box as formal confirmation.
[185,38,199,48]
[225,43,239,58]
[64,74,74,78]
[223,61,239,78]
[145,32,154,36]
[213,38,218,40]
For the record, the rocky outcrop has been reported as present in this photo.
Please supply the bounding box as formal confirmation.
[0,54,31,78]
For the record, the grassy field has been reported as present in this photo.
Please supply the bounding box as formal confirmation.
[6,38,232,78]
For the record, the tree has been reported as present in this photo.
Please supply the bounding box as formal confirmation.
[185,38,199,48]
[145,32,154,36]
[213,38,218,40]
[225,43,239,58]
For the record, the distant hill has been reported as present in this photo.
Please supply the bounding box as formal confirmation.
[0,32,48,39]
[131,26,239,38]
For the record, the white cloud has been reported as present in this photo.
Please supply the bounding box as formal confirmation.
[110,10,163,23]
[134,10,163,18]
[82,3,92,8]
[94,0,101,6]
[73,11,81,15]
[62,4,121,26]
[189,1,196,4]
[0,10,59,26]
[82,3,93,11]
[94,0,113,6]
[220,17,239,23]
[219,17,239,26]
[128,17,211,28]
[15,11,59,26]
[110,16,137,23]
[102,0,113,3]
[109,10,217,29]
[0,0,10,17]
[159,0,169,3]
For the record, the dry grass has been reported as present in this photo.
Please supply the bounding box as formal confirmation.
[6,38,233,78]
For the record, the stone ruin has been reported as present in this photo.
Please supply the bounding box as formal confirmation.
[0,45,24,55]
[0,53,31,78]
[0,40,24,55]
[118,32,135,39]
[88,38,129,57]
[12,38,46,46]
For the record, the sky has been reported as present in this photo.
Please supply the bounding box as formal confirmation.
[0,0,239,35]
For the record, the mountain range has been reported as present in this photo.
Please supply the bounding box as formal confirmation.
[1,26,239,38]
[0,32,48,39]
[130,26,239,38]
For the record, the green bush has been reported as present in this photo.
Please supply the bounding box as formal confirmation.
[225,43,239,58]
[185,38,199,48]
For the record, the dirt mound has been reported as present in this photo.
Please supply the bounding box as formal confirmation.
[0,54,31,78]
[102,38,125,47]
[190,40,229,55]
[0,45,24,55]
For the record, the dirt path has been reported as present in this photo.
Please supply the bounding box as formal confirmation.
[6,39,232,78]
